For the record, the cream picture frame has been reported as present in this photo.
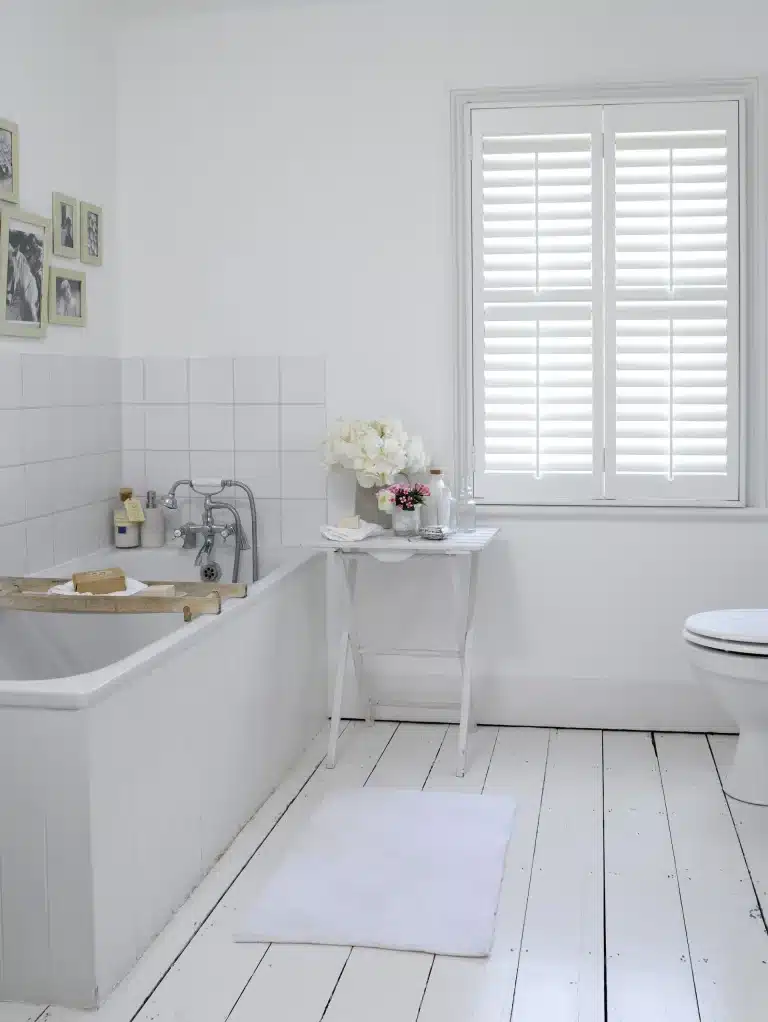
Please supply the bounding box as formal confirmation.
[0,118,19,205]
[0,204,51,339]
[52,192,79,259]
[49,266,86,327]
[80,201,103,266]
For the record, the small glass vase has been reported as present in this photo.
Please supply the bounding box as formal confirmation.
[392,505,421,537]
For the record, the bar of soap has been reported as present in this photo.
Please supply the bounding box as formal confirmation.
[339,515,360,529]
[143,584,176,597]
[72,567,127,595]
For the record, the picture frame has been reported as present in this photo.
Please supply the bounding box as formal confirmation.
[52,192,79,259]
[0,118,19,205]
[0,204,51,339]
[80,201,103,266]
[49,266,86,327]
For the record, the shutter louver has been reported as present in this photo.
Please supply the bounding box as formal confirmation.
[471,107,604,502]
[604,102,739,502]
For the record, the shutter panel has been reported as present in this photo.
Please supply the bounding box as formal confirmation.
[471,106,604,502]
[604,101,740,501]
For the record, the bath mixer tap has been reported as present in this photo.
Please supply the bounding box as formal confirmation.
[164,479,258,583]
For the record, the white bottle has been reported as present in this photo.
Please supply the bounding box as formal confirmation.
[425,468,452,530]
[141,490,166,548]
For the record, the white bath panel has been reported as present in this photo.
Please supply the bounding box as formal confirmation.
[656,733,768,1022]
[603,731,699,1021]
[0,1006,46,1022]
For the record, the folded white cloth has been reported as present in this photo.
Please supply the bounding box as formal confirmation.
[321,520,385,543]
[48,578,149,596]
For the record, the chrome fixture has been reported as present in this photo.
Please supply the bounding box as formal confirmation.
[163,479,258,583]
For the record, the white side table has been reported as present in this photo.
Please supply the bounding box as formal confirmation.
[314,528,499,777]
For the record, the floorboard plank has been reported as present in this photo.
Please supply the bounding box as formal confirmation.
[417,727,551,1022]
[603,731,700,1022]
[510,728,604,1022]
[656,733,768,1022]
[130,722,396,1022]
[318,723,449,1022]
[709,735,768,923]
[423,725,498,793]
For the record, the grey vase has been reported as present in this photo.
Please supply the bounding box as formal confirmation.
[354,483,391,528]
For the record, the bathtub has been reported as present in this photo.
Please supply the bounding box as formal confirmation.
[0,546,327,1008]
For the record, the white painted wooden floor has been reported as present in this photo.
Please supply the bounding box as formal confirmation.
[4,723,768,1022]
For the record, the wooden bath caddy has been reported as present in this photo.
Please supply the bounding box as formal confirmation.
[0,577,247,622]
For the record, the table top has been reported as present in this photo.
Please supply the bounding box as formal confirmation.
[313,527,499,555]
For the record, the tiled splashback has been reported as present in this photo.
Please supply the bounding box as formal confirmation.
[0,352,122,575]
[120,355,328,549]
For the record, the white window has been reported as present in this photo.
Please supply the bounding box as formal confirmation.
[466,98,741,505]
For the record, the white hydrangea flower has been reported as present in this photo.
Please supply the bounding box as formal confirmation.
[323,418,430,488]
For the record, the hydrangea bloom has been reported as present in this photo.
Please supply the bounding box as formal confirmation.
[324,418,429,488]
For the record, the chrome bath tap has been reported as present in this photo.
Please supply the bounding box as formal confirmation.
[161,479,259,583]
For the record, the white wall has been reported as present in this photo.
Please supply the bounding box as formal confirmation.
[113,0,768,729]
[0,0,117,355]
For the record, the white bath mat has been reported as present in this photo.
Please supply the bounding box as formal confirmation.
[236,788,516,957]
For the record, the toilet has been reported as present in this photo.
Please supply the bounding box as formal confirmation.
[684,609,768,806]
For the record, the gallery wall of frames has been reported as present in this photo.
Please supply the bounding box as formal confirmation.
[0,118,103,339]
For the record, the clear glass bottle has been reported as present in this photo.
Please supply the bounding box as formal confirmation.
[457,479,477,533]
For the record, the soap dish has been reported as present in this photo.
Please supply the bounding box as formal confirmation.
[419,526,447,541]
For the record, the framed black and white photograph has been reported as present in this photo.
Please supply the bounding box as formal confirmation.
[80,201,103,266]
[0,118,19,205]
[49,266,86,327]
[0,206,51,339]
[52,192,79,258]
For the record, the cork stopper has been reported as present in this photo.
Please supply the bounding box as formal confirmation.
[119,487,133,502]
[429,468,442,475]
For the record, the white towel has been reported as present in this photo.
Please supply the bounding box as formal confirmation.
[320,521,385,543]
[47,578,149,597]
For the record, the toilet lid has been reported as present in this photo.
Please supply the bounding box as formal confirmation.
[685,609,768,655]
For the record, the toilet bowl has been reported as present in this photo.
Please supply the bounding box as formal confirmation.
[684,609,768,806]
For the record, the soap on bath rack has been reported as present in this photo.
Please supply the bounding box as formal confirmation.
[72,568,127,595]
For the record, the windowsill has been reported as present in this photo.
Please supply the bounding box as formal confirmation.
[477,503,768,523]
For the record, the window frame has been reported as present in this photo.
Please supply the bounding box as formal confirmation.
[451,79,761,510]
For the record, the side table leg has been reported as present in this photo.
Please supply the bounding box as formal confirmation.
[456,552,479,778]
[344,557,373,724]
[327,627,349,769]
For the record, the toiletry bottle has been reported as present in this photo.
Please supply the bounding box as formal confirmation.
[457,479,477,533]
[114,487,140,549]
[141,490,166,548]
[425,468,452,530]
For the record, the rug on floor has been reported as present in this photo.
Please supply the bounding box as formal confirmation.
[235,788,516,957]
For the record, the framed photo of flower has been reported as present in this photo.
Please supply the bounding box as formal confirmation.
[52,192,79,259]
[80,201,103,266]
[0,205,51,339]
[49,267,86,327]
[0,119,19,205]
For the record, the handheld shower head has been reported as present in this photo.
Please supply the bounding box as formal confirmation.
[161,479,192,511]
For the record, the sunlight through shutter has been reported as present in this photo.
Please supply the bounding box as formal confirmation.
[604,101,740,501]
[471,106,604,502]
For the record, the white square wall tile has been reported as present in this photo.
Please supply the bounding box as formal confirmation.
[234,405,279,451]
[190,404,234,451]
[0,465,26,525]
[0,521,27,574]
[145,451,190,493]
[190,450,235,484]
[25,462,54,519]
[0,408,22,467]
[235,451,281,499]
[52,458,82,513]
[281,405,326,452]
[122,404,146,450]
[122,450,147,495]
[189,357,234,403]
[49,406,75,460]
[281,499,327,546]
[280,356,325,404]
[144,358,188,404]
[22,354,52,408]
[25,515,54,573]
[253,498,282,549]
[145,405,189,450]
[281,451,327,499]
[234,356,280,404]
[22,408,53,463]
[121,357,144,403]
[0,352,22,408]
[48,355,75,406]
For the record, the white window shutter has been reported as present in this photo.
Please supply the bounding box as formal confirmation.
[603,100,740,502]
[471,106,604,503]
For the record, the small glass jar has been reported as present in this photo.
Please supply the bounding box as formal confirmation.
[457,480,477,533]
[392,505,421,537]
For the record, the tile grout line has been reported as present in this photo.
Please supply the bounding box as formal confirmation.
[705,734,768,935]
[652,732,703,1022]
